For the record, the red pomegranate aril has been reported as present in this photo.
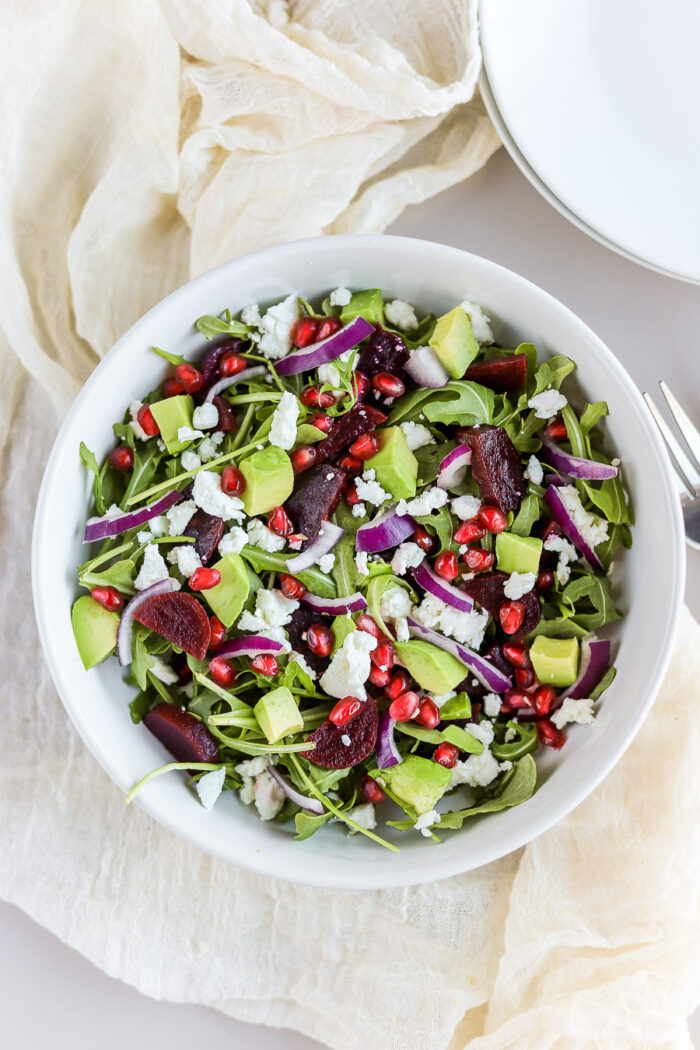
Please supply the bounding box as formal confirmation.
[464,547,495,572]
[136,403,160,437]
[348,432,379,461]
[189,567,222,591]
[300,384,335,409]
[268,505,294,537]
[293,316,320,348]
[434,742,459,768]
[352,371,370,399]
[537,719,566,749]
[174,362,204,394]
[336,452,363,475]
[316,316,342,341]
[219,351,246,377]
[209,615,226,650]
[385,669,411,701]
[307,412,333,434]
[537,570,555,592]
[90,586,124,612]
[515,667,537,690]
[221,465,246,495]
[502,642,531,668]
[251,653,279,677]
[499,600,525,635]
[368,664,391,688]
[533,685,557,716]
[356,614,382,639]
[280,573,307,600]
[209,657,236,689]
[413,524,436,554]
[290,445,317,474]
[435,550,459,581]
[544,416,568,442]
[307,622,333,658]
[388,690,421,722]
[503,688,531,710]
[540,519,564,543]
[345,483,363,506]
[415,698,440,730]
[109,445,134,471]
[329,696,362,727]
[454,518,487,545]
[372,372,405,398]
[371,639,395,672]
[287,532,307,549]
[360,774,386,804]
[477,505,508,534]
[163,378,184,398]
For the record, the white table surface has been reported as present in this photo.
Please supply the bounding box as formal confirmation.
[6,148,699,1049]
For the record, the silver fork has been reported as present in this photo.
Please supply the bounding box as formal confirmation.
[644,381,700,550]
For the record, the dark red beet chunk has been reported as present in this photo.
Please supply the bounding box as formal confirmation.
[184,510,225,565]
[483,642,515,677]
[463,425,527,514]
[144,703,220,763]
[462,571,541,641]
[212,394,237,432]
[306,697,378,769]
[286,606,331,674]
[315,402,387,462]
[465,355,527,394]
[198,338,248,397]
[356,326,409,380]
[134,592,211,660]
[284,463,348,549]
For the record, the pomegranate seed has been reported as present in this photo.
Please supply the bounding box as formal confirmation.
[316,317,342,341]
[251,653,279,676]
[221,465,246,495]
[209,615,226,650]
[336,452,363,475]
[163,378,184,398]
[434,550,459,581]
[533,685,557,716]
[463,547,495,572]
[307,622,333,658]
[371,639,395,672]
[136,403,160,437]
[352,371,370,399]
[454,518,487,545]
[434,742,459,768]
[368,664,391,688]
[415,698,440,729]
[174,362,204,394]
[293,316,320,348]
[287,532,307,549]
[388,690,421,722]
[209,657,236,689]
[540,519,564,543]
[502,642,530,668]
[515,667,537,690]
[268,505,294,537]
[348,432,379,460]
[290,445,318,474]
[219,351,246,377]
[307,412,333,433]
[280,573,307,600]
[544,417,568,442]
[329,696,362,727]
[537,719,566,749]
[385,669,411,701]
[360,774,386,804]
[499,600,525,635]
[109,445,134,471]
[503,688,531,710]
[300,384,335,409]
[90,586,123,612]
[477,505,508,534]
[189,567,222,591]
[413,525,436,554]
[176,659,192,684]
[356,614,382,639]
[372,372,405,398]
[537,570,555,591]
[345,483,363,506]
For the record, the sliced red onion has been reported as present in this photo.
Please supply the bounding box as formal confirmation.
[411,561,473,613]
[204,366,267,404]
[355,504,417,553]
[84,489,182,544]
[436,443,471,490]
[404,345,450,388]
[546,474,567,487]
[558,638,611,702]
[117,578,177,667]
[406,618,513,692]
[268,766,324,815]
[302,592,367,615]
[540,436,618,480]
[544,485,605,572]
[286,522,344,573]
[214,636,286,661]
[376,709,402,769]
[275,317,373,376]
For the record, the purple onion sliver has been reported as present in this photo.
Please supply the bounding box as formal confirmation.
[376,709,402,769]
[275,317,374,376]
[84,488,182,544]
[286,521,344,573]
[557,638,612,704]
[116,577,178,667]
[544,485,605,572]
[302,591,367,615]
[268,766,324,815]
[411,561,473,613]
[539,436,619,481]
[214,636,285,661]
[404,345,450,389]
[436,444,471,490]
[405,617,513,692]
[355,504,417,553]
[203,366,267,404]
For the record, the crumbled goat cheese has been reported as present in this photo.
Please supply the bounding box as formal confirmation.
[148,515,166,538]
[525,455,544,485]
[181,450,201,472]
[459,298,494,344]
[429,689,456,708]
[192,402,219,430]
[134,543,170,591]
[320,630,377,701]
[149,656,179,685]
[169,544,202,578]
[238,588,298,635]
[129,400,150,441]
[317,552,336,574]
[544,533,579,586]
[253,770,286,821]
[137,531,152,544]
[483,692,502,718]
[318,362,341,388]
[400,486,449,517]
[289,651,317,681]
[528,388,568,419]
[329,286,352,307]
[400,421,435,451]
[196,768,226,811]
[557,485,609,550]
[611,457,621,468]
[341,734,351,747]
[414,809,441,837]
[391,541,426,576]
[503,571,536,600]
[355,550,369,576]
[241,303,262,327]
[178,426,205,443]
[385,298,419,331]
[356,468,390,507]
[504,727,517,743]
[218,526,248,556]
[166,499,197,537]
[246,518,286,552]
[380,585,412,621]
[468,719,495,748]
[198,438,218,462]
[450,750,505,789]
[352,502,366,520]
[411,593,489,648]
[193,470,246,521]
[395,617,410,641]
[257,294,299,360]
[269,390,299,451]
[551,698,596,730]
[236,755,270,778]
[451,494,482,521]
[346,803,377,831]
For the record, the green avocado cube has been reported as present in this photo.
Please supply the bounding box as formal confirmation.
[71,595,120,670]
[148,394,195,454]
[238,446,294,516]
[496,532,543,576]
[339,289,384,326]
[378,755,452,815]
[393,639,466,693]
[530,635,580,688]
[201,552,250,627]
[429,307,479,379]
[365,427,418,500]
[254,686,304,744]
[439,692,472,720]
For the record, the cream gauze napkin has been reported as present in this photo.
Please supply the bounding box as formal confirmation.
[1,2,700,1049]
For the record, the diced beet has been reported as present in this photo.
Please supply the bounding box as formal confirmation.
[306,697,378,769]
[183,510,225,565]
[212,394,237,432]
[286,606,332,673]
[356,326,409,380]
[144,703,220,763]
[284,463,348,549]
[198,338,248,398]
[483,642,515,678]
[461,571,541,641]
[134,592,211,660]
[465,355,528,394]
[315,402,387,462]
[463,425,527,514]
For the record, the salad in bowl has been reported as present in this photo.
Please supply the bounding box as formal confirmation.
[72,285,631,851]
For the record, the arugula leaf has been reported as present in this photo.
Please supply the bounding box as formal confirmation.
[510,493,541,537]
[276,658,317,695]
[546,354,576,390]
[121,444,160,509]
[561,573,621,631]
[395,722,484,754]
[595,523,633,569]
[294,423,326,447]
[422,381,495,427]
[414,505,454,553]
[294,809,333,840]
[491,721,538,761]
[385,387,437,425]
[437,755,537,828]
[415,441,452,486]
[79,442,107,515]
[527,616,589,640]
[195,315,249,341]
[151,345,186,366]
[583,474,631,526]
[78,558,136,595]
[129,691,154,724]
[580,401,609,435]
[332,532,360,597]
[130,623,155,690]
[240,548,336,597]
[590,664,616,700]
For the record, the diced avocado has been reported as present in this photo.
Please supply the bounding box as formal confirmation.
[393,639,466,693]
[149,394,195,454]
[238,446,294,516]
[339,289,384,326]
[442,724,483,754]
[331,614,355,653]
[530,636,580,688]
[439,692,472,720]
[365,427,418,499]
[254,686,304,744]
[378,755,452,816]
[496,532,543,575]
[201,552,250,627]
[429,307,479,379]
[71,595,120,670]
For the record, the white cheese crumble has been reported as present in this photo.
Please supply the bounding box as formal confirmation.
[355,550,369,576]
[429,689,456,708]
[341,734,351,747]
[181,450,202,472]
[169,544,202,578]
[451,494,482,521]
[557,485,610,551]
[149,656,179,685]
[329,286,352,307]
[356,468,390,508]
[380,585,412,621]
[318,361,341,388]
[253,770,286,821]
[178,426,205,443]
[503,571,536,600]
[528,388,568,419]
[134,543,170,591]
[196,767,226,811]
[317,552,336,574]
[551,698,596,730]
[269,390,299,451]
[411,593,489,648]
[450,750,506,789]
[391,541,426,576]
[192,402,219,430]
[237,588,298,638]
[236,755,270,778]
[320,629,377,701]
[399,485,449,517]
[544,533,579,586]
[198,437,218,462]
[504,727,517,743]
[468,719,495,748]
[241,303,262,327]
[347,802,377,831]
[193,470,246,522]
[385,298,419,331]
[395,617,410,641]
[400,421,435,451]
[525,455,544,485]
[129,400,150,441]
[218,526,248,556]
[483,692,502,718]
[247,517,286,551]
[414,809,441,837]
[459,298,494,344]
[289,650,317,681]
[256,294,299,360]
[352,502,366,518]
[147,515,166,538]
[166,499,197,537]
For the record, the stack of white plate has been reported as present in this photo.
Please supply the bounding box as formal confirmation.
[479,0,700,285]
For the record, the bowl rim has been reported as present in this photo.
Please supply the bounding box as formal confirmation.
[31,234,687,888]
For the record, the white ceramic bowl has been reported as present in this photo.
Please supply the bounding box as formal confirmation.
[32,236,685,889]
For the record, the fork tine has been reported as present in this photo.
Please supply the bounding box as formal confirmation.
[659,381,700,471]
[643,392,697,498]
